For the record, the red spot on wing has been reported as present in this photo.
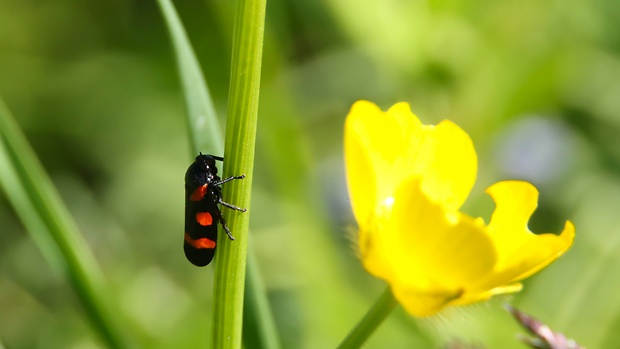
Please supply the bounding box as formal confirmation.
[184,232,216,249]
[190,184,208,201]
[196,212,213,226]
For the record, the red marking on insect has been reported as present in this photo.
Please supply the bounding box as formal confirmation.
[183,154,246,266]
[196,212,213,226]
[190,184,208,201]
[184,232,216,249]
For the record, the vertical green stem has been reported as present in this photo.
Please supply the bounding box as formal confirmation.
[243,239,281,349]
[158,0,276,346]
[211,0,266,348]
[337,287,399,349]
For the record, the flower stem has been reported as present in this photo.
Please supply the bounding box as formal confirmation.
[337,287,399,349]
[158,0,275,346]
[211,0,266,347]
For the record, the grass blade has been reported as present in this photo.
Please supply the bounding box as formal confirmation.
[243,240,281,349]
[156,1,277,348]
[212,0,267,347]
[156,0,224,156]
[0,98,134,349]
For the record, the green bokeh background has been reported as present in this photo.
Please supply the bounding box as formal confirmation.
[1,0,618,348]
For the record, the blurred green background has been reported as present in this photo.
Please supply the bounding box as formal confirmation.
[1,0,619,348]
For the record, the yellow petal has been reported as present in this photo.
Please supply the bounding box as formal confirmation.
[391,283,464,317]
[364,178,497,316]
[344,103,378,227]
[486,181,540,258]
[450,283,523,307]
[510,222,575,281]
[402,118,478,211]
[344,101,411,210]
[472,181,575,290]
[344,100,478,216]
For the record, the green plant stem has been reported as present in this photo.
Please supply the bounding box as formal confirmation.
[211,0,266,347]
[243,238,281,349]
[156,0,223,155]
[157,0,277,347]
[0,98,133,349]
[337,287,399,349]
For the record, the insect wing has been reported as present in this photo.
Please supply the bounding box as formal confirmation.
[184,187,219,267]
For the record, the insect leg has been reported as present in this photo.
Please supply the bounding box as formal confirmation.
[213,174,245,186]
[219,198,247,212]
[218,213,236,240]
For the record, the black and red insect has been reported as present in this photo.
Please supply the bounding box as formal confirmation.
[184,153,246,267]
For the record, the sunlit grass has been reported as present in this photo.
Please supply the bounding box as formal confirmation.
[157,0,275,347]
[0,99,134,348]
[0,0,617,348]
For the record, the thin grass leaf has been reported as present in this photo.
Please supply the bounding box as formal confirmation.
[212,0,267,347]
[156,1,277,348]
[243,239,281,349]
[0,98,134,349]
[156,0,223,156]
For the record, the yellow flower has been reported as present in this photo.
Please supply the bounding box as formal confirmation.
[344,101,575,317]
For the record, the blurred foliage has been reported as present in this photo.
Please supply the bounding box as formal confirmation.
[1,0,619,348]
